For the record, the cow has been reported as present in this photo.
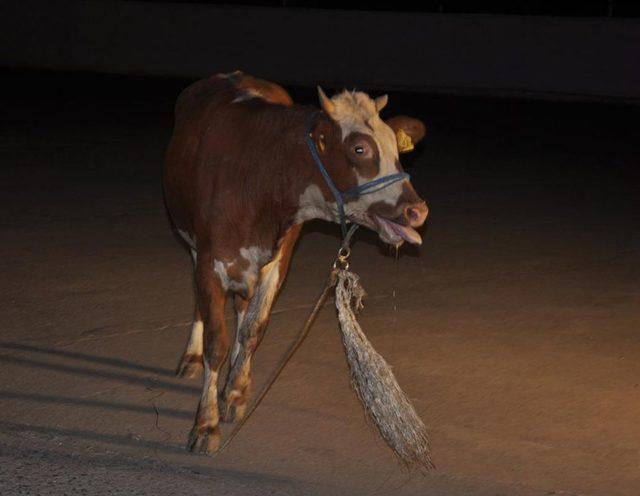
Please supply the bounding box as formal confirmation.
[163,71,428,454]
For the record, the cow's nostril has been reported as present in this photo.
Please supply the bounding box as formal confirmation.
[403,203,428,227]
[407,207,420,221]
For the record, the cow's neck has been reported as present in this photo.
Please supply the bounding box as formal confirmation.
[291,112,339,227]
[241,108,338,253]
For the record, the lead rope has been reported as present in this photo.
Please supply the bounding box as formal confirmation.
[333,261,433,471]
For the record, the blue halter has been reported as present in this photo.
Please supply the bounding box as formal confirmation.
[305,112,409,241]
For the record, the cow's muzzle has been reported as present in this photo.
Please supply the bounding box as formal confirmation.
[373,200,428,246]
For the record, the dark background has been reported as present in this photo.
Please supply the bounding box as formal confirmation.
[99,1,640,16]
[3,0,640,101]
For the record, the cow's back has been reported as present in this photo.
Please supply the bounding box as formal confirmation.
[163,72,293,237]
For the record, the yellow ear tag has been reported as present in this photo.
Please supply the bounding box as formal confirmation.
[318,134,326,153]
[396,129,414,153]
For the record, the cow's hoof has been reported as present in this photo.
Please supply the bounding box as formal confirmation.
[188,425,221,455]
[176,354,203,378]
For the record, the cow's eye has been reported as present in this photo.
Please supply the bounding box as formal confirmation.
[354,146,365,155]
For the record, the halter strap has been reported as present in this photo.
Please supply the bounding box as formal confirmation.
[305,112,409,241]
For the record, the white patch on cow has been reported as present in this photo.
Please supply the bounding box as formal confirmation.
[256,259,281,321]
[213,259,244,293]
[232,88,263,103]
[177,229,200,265]
[201,362,219,423]
[177,229,196,248]
[219,71,240,79]
[185,319,204,357]
[239,246,272,291]
[230,309,246,365]
[213,259,232,291]
[240,246,272,271]
[295,184,337,223]
[213,246,272,295]
[236,309,246,328]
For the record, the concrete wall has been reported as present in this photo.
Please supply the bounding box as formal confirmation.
[2,1,639,101]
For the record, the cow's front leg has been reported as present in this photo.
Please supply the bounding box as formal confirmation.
[177,247,204,378]
[220,225,301,422]
[219,258,280,423]
[188,256,230,454]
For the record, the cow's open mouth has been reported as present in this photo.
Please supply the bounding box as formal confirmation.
[374,215,422,246]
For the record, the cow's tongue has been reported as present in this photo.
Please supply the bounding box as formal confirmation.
[374,215,422,245]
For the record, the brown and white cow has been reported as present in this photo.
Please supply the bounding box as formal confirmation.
[163,71,428,454]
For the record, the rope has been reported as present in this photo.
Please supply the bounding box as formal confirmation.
[334,269,433,471]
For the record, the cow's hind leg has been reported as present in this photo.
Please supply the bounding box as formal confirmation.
[219,258,280,422]
[188,254,230,454]
[217,295,248,422]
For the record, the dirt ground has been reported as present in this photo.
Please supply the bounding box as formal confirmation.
[1,73,639,495]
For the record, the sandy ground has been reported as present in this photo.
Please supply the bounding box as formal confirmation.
[1,73,639,495]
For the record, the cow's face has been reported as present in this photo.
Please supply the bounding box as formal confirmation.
[306,88,428,247]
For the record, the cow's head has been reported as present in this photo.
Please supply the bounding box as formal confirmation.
[304,88,428,247]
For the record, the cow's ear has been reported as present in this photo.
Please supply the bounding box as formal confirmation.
[317,86,337,118]
[385,115,427,154]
